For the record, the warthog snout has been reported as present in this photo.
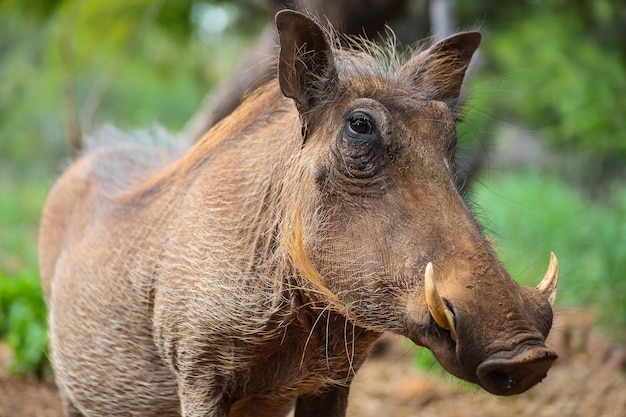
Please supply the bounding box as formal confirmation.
[477,346,558,395]
[411,253,560,395]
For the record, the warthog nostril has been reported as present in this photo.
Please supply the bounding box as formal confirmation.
[483,370,515,391]
[476,347,558,396]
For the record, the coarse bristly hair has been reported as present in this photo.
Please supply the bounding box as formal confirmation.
[81,124,186,199]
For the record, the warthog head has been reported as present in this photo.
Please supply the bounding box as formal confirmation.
[277,10,558,395]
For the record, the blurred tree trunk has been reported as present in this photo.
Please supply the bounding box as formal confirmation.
[426,0,487,193]
[59,2,82,158]
[430,0,455,40]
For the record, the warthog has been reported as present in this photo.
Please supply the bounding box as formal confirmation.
[39,10,559,417]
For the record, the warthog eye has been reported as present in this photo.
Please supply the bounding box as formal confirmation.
[336,110,384,180]
[346,111,376,139]
[347,112,374,137]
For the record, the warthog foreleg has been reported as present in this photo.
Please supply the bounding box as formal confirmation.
[294,385,350,417]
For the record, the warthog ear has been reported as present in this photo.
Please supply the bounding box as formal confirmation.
[397,31,481,102]
[275,10,336,114]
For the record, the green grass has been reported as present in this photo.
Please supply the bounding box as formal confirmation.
[0,176,51,377]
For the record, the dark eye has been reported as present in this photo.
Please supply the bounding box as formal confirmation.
[346,112,374,137]
[337,109,384,180]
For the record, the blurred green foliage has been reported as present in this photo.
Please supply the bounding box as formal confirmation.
[0,178,51,376]
[482,14,626,179]
[0,0,265,177]
[0,0,625,377]
[0,274,49,377]
[459,0,626,184]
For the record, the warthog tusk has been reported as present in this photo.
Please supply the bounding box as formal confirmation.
[536,252,559,306]
[425,262,457,340]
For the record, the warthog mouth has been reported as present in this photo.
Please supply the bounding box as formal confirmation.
[476,346,558,395]
[413,323,559,396]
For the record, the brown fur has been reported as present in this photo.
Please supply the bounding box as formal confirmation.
[39,11,557,417]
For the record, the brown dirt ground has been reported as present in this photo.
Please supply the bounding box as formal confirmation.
[1,310,625,417]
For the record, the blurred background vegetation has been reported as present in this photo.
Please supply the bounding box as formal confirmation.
[0,0,624,377]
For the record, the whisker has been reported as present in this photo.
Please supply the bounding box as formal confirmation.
[300,303,332,370]
[325,310,331,369]
[343,316,357,382]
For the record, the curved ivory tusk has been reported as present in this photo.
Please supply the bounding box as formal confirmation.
[425,262,457,339]
[537,252,559,306]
